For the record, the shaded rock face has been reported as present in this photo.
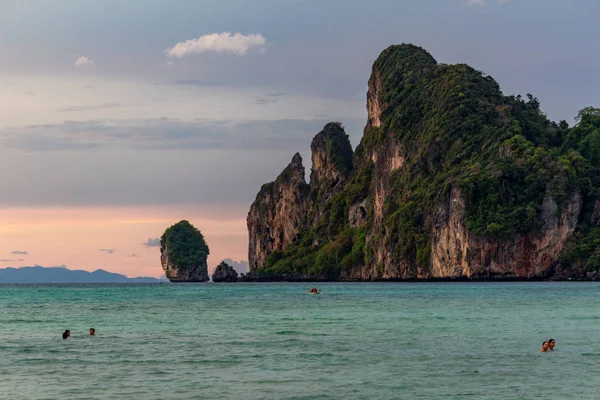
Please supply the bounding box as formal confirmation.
[349,199,368,228]
[310,122,354,191]
[592,200,600,226]
[309,122,354,222]
[247,153,310,271]
[212,262,239,283]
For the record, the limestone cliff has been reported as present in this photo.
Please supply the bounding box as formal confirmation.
[160,220,209,282]
[247,153,310,271]
[430,189,581,279]
[247,44,599,280]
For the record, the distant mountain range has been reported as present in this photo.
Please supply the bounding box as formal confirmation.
[0,266,167,283]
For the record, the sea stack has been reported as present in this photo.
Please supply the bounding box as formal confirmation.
[211,261,239,283]
[160,220,210,282]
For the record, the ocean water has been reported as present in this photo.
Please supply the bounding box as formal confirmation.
[1,282,600,399]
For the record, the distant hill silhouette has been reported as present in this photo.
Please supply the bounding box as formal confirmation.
[0,266,166,283]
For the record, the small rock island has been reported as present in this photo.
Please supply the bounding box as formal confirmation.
[211,261,239,283]
[160,220,210,282]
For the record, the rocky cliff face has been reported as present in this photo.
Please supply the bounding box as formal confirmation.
[247,153,310,271]
[247,124,356,272]
[247,44,596,280]
[430,188,582,279]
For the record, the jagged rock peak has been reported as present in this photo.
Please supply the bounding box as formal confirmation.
[291,152,303,166]
[274,152,306,185]
[310,122,354,189]
[247,152,311,272]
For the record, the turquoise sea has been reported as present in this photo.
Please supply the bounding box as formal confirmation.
[1,282,600,399]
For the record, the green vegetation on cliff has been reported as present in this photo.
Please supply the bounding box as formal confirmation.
[560,108,600,270]
[161,220,209,270]
[256,44,600,278]
[310,122,354,178]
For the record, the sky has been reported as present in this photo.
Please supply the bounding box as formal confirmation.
[0,0,598,278]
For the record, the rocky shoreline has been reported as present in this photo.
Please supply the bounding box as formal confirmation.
[237,269,600,282]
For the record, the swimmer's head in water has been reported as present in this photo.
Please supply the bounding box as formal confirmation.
[63,330,70,340]
[548,339,555,349]
[541,341,549,352]
[89,328,95,335]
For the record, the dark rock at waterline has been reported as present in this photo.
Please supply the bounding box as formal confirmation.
[212,261,238,283]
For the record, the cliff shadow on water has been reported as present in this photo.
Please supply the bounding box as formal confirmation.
[246,44,600,282]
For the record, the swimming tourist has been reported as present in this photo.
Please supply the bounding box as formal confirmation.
[63,330,70,340]
[89,328,96,336]
[540,341,549,352]
[310,287,319,293]
[548,338,555,350]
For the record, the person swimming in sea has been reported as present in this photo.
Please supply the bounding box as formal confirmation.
[89,328,95,336]
[63,330,70,340]
[540,341,549,352]
[310,287,319,293]
[548,338,555,350]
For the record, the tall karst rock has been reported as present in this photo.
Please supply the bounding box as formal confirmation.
[247,44,600,280]
[247,153,310,271]
[161,220,210,282]
[247,123,354,272]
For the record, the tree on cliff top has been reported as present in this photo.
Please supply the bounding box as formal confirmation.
[161,220,209,270]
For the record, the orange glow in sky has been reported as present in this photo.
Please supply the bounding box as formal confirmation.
[0,205,248,278]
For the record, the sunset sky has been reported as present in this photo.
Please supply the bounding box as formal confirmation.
[0,0,598,277]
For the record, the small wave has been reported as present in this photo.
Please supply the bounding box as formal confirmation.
[4,319,47,323]
[299,352,334,358]
[279,338,302,343]
[276,330,301,335]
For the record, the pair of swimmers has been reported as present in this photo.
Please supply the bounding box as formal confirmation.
[540,338,556,352]
[63,328,95,339]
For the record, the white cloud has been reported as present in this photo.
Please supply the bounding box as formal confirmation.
[165,32,266,58]
[143,238,161,247]
[74,56,95,67]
